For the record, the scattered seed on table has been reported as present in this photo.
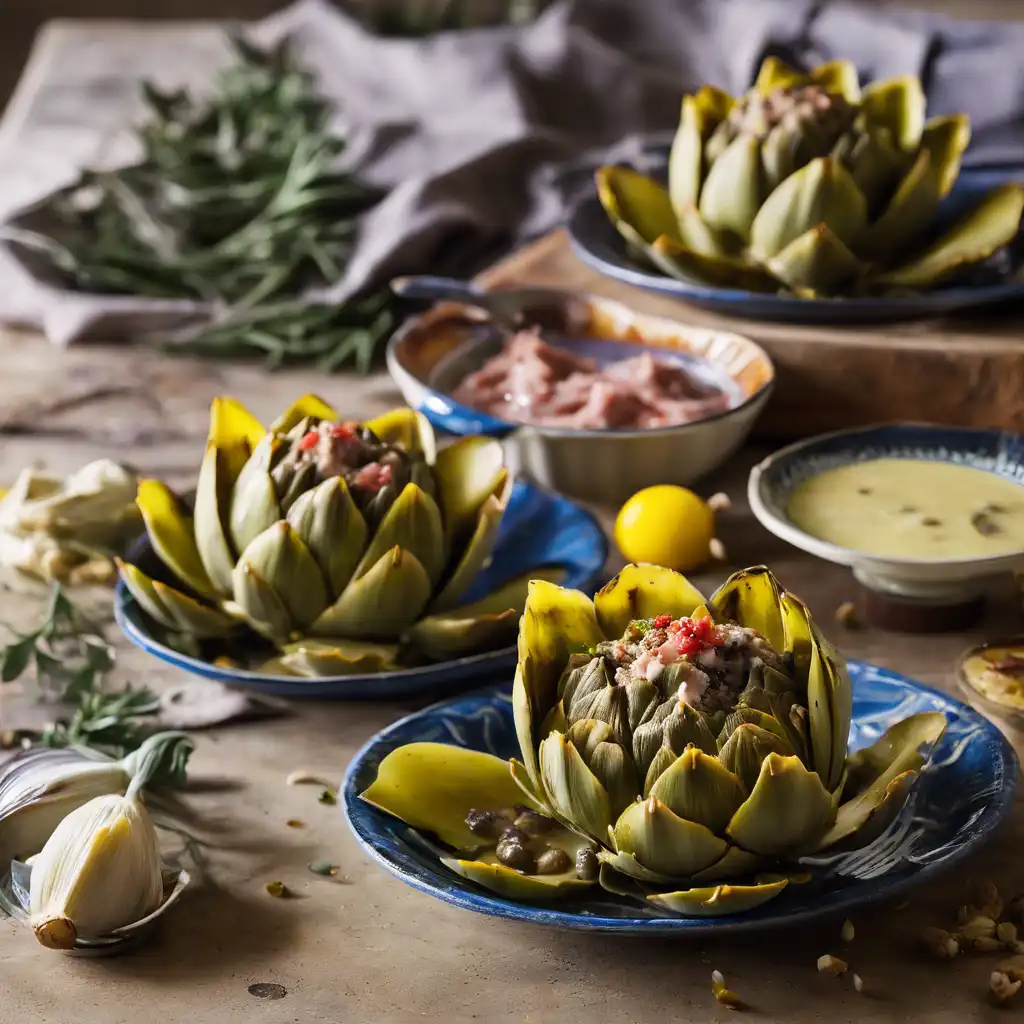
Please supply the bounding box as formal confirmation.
[265,881,292,898]
[309,859,340,877]
[319,789,337,805]
[248,983,287,1000]
[286,819,304,828]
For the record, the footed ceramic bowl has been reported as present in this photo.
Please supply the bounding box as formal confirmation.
[387,291,774,506]
[749,424,1024,603]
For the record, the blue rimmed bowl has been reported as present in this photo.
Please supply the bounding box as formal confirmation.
[114,478,608,700]
[568,167,1024,324]
[386,292,774,506]
[749,423,1024,602]
[342,664,1017,934]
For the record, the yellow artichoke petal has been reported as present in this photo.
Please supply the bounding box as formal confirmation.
[229,469,281,556]
[860,150,939,259]
[717,723,792,794]
[750,157,868,260]
[270,394,337,434]
[150,579,237,638]
[726,752,834,856]
[194,444,241,596]
[612,796,727,878]
[206,396,265,451]
[699,135,764,241]
[842,124,912,213]
[443,855,595,901]
[816,711,946,851]
[116,560,178,630]
[234,521,327,630]
[354,482,445,586]
[675,204,742,258]
[539,731,612,839]
[311,546,432,640]
[709,565,787,655]
[430,473,512,614]
[135,479,216,599]
[921,114,971,198]
[406,566,566,661]
[364,408,437,464]
[597,848,672,884]
[648,879,788,915]
[435,436,506,551]
[648,747,746,835]
[230,562,294,641]
[286,477,368,598]
[595,165,682,246]
[806,634,834,786]
[821,769,919,853]
[689,846,763,884]
[275,639,399,677]
[361,742,530,850]
[765,223,865,296]
[779,591,814,697]
[649,235,780,292]
[872,183,1024,290]
[814,625,853,791]
[754,56,808,95]
[594,564,706,639]
[861,74,926,151]
[513,664,543,791]
[669,95,704,213]
[510,755,547,810]
[811,59,861,102]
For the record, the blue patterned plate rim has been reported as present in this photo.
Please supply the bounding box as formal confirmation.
[749,422,1024,569]
[113,478,608,700]
[342,661,1018,933]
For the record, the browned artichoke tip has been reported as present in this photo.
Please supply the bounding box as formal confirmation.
[33,915,78,950]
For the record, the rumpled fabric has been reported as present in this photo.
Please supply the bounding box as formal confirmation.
[1,0,1022,344]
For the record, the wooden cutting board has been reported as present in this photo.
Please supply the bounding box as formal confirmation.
[477,229,1024,441]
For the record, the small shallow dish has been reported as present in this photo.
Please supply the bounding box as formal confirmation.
[568,168,1024,325]
[342,663,1017,934]
[957,638,1024,724]
[114,479,607,700]
[387,291,773,505]
[749,424,1024,603]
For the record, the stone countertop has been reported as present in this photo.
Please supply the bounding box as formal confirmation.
[1,328,1023,1023]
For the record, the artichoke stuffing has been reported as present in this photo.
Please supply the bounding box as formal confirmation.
[118,395,561,676]
[362,565,947,916]
[597,56,1024,297]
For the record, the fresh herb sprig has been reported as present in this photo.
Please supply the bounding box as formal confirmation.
[0,585,162,757]
[4,35,395,371]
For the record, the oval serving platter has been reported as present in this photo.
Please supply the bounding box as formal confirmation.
[568,168,1024,325]
[115,478,607,699]
[343,663,1017,934]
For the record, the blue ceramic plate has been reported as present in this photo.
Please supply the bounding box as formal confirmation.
[343,662,1018,933]
[567,168,1024,324]
[114,479,607,699]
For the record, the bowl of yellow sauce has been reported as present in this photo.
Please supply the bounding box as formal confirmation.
[749,425,1024,602]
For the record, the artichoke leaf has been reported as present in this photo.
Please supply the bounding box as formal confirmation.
[647,879,788,916]
[815,769,919,854]
[594,564,706,639]
[811,59,861,102]
[709,565,787,655]
[275,638,399,676]
[361,743,533,851]
[717,723,792,794]
[669,95,704,213]
[539,732,613,840]
[513,662,543,789]
[365,409,437,464]
[116,560,179,631]
[286,477,368,597]
[859,149,939,259]
[230,563,294,642]
[311,546,432,641]
[151,579,238,638]
[689,845,763,884]
[193,444,241,596]
[435,437,506,552]
[726,753,834,856]
[595,166,682,246]
[270,394,337,434]
[649,236,779,292]
[648,747,746,835]
[443,854,594,901]
[597,847,673,884]
[612,796,727,878]
[699,135,764,241]
[765,224,865,297]
[754,56,808,95]
[806,637,834,787]
[779,590,814,696]
[816,628,852,791]
[816,711,946,851]
[228,439,283,553]
[872,183,1024,290]
[354,483,445,587]
[842,124,911,214]
[206,396,265,453]
[750,157,868,261]
[861,74,926,151]
[406,566,566,661]
[921,114,971,198]
[135,479,216,599]
[675,204,742,259]
[510,755,548,810]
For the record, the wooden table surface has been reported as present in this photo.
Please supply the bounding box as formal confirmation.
[2,2,1024,1022]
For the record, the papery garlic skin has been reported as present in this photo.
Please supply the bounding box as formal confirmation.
[28,793,164,949]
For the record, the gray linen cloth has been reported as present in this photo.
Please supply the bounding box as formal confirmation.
[1,0,1023,345]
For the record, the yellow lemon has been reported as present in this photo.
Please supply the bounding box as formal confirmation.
[614,485,714,572]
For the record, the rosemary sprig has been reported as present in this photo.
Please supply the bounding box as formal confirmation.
[0,585,162,757]
[5,35,393,372]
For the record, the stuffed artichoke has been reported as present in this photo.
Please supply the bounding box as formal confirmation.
[117,394,550,675]
[596,56,1024,297]
[362,565,946,914]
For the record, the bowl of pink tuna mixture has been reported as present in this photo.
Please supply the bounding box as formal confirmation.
[386,289,774,505]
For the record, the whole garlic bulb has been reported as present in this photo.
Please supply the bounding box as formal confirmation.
[28,792,164,949]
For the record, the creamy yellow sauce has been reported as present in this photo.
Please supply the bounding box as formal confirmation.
[960,646,1024,711]
[787,458,1024,560]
